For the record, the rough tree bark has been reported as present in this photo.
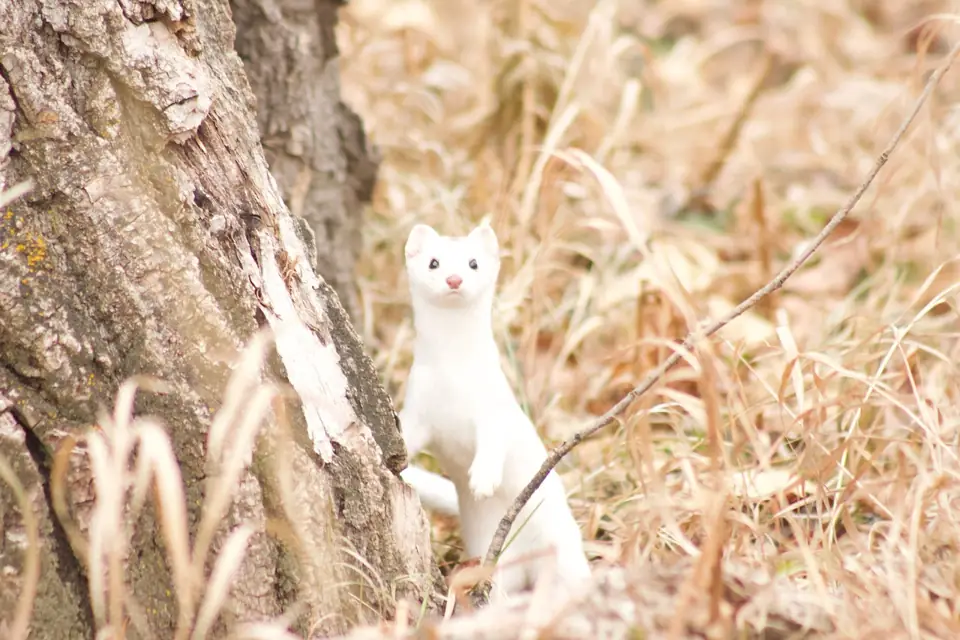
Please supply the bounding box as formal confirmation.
[0,0,438,638]
[231,0,378,325]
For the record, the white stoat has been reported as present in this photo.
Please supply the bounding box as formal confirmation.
[397,221,591,604]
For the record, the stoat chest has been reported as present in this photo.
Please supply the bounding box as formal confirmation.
[411,361,496,479]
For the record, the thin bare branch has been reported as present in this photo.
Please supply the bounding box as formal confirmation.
[476,40,960,600]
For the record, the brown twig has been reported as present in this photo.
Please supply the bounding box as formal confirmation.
[676,52,774,215]
[474,41,960,602]
[695,54,773,197]
[748,177,776,319]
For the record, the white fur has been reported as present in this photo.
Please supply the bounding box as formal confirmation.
[398,222,591,604]
[400,466,460,516]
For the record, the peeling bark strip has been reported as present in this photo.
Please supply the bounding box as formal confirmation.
[0,1,437,638]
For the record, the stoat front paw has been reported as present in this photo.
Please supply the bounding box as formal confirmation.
[468,461,501,500]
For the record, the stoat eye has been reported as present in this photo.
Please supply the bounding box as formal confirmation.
[468,259,478,270]
[429,258,439,270]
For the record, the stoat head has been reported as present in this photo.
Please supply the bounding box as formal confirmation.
[404,222,500,309]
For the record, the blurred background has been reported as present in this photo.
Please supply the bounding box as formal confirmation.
[337,0,960,631]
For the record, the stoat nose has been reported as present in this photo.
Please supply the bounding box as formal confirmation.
[446,275,463,290]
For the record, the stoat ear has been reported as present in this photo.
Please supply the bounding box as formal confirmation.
[405,224,439,259]
[468,222,499,258]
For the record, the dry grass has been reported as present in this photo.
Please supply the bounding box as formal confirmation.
[1,324,411,640]
[338,0,960,636]
[62,334,290,640]
[30,331,320,640]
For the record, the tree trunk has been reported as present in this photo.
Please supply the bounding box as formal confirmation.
[0,1,438,638]
[231,0,379,325]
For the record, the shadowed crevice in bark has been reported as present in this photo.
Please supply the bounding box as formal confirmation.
[0,396,94,636]
[18,415,97,634]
